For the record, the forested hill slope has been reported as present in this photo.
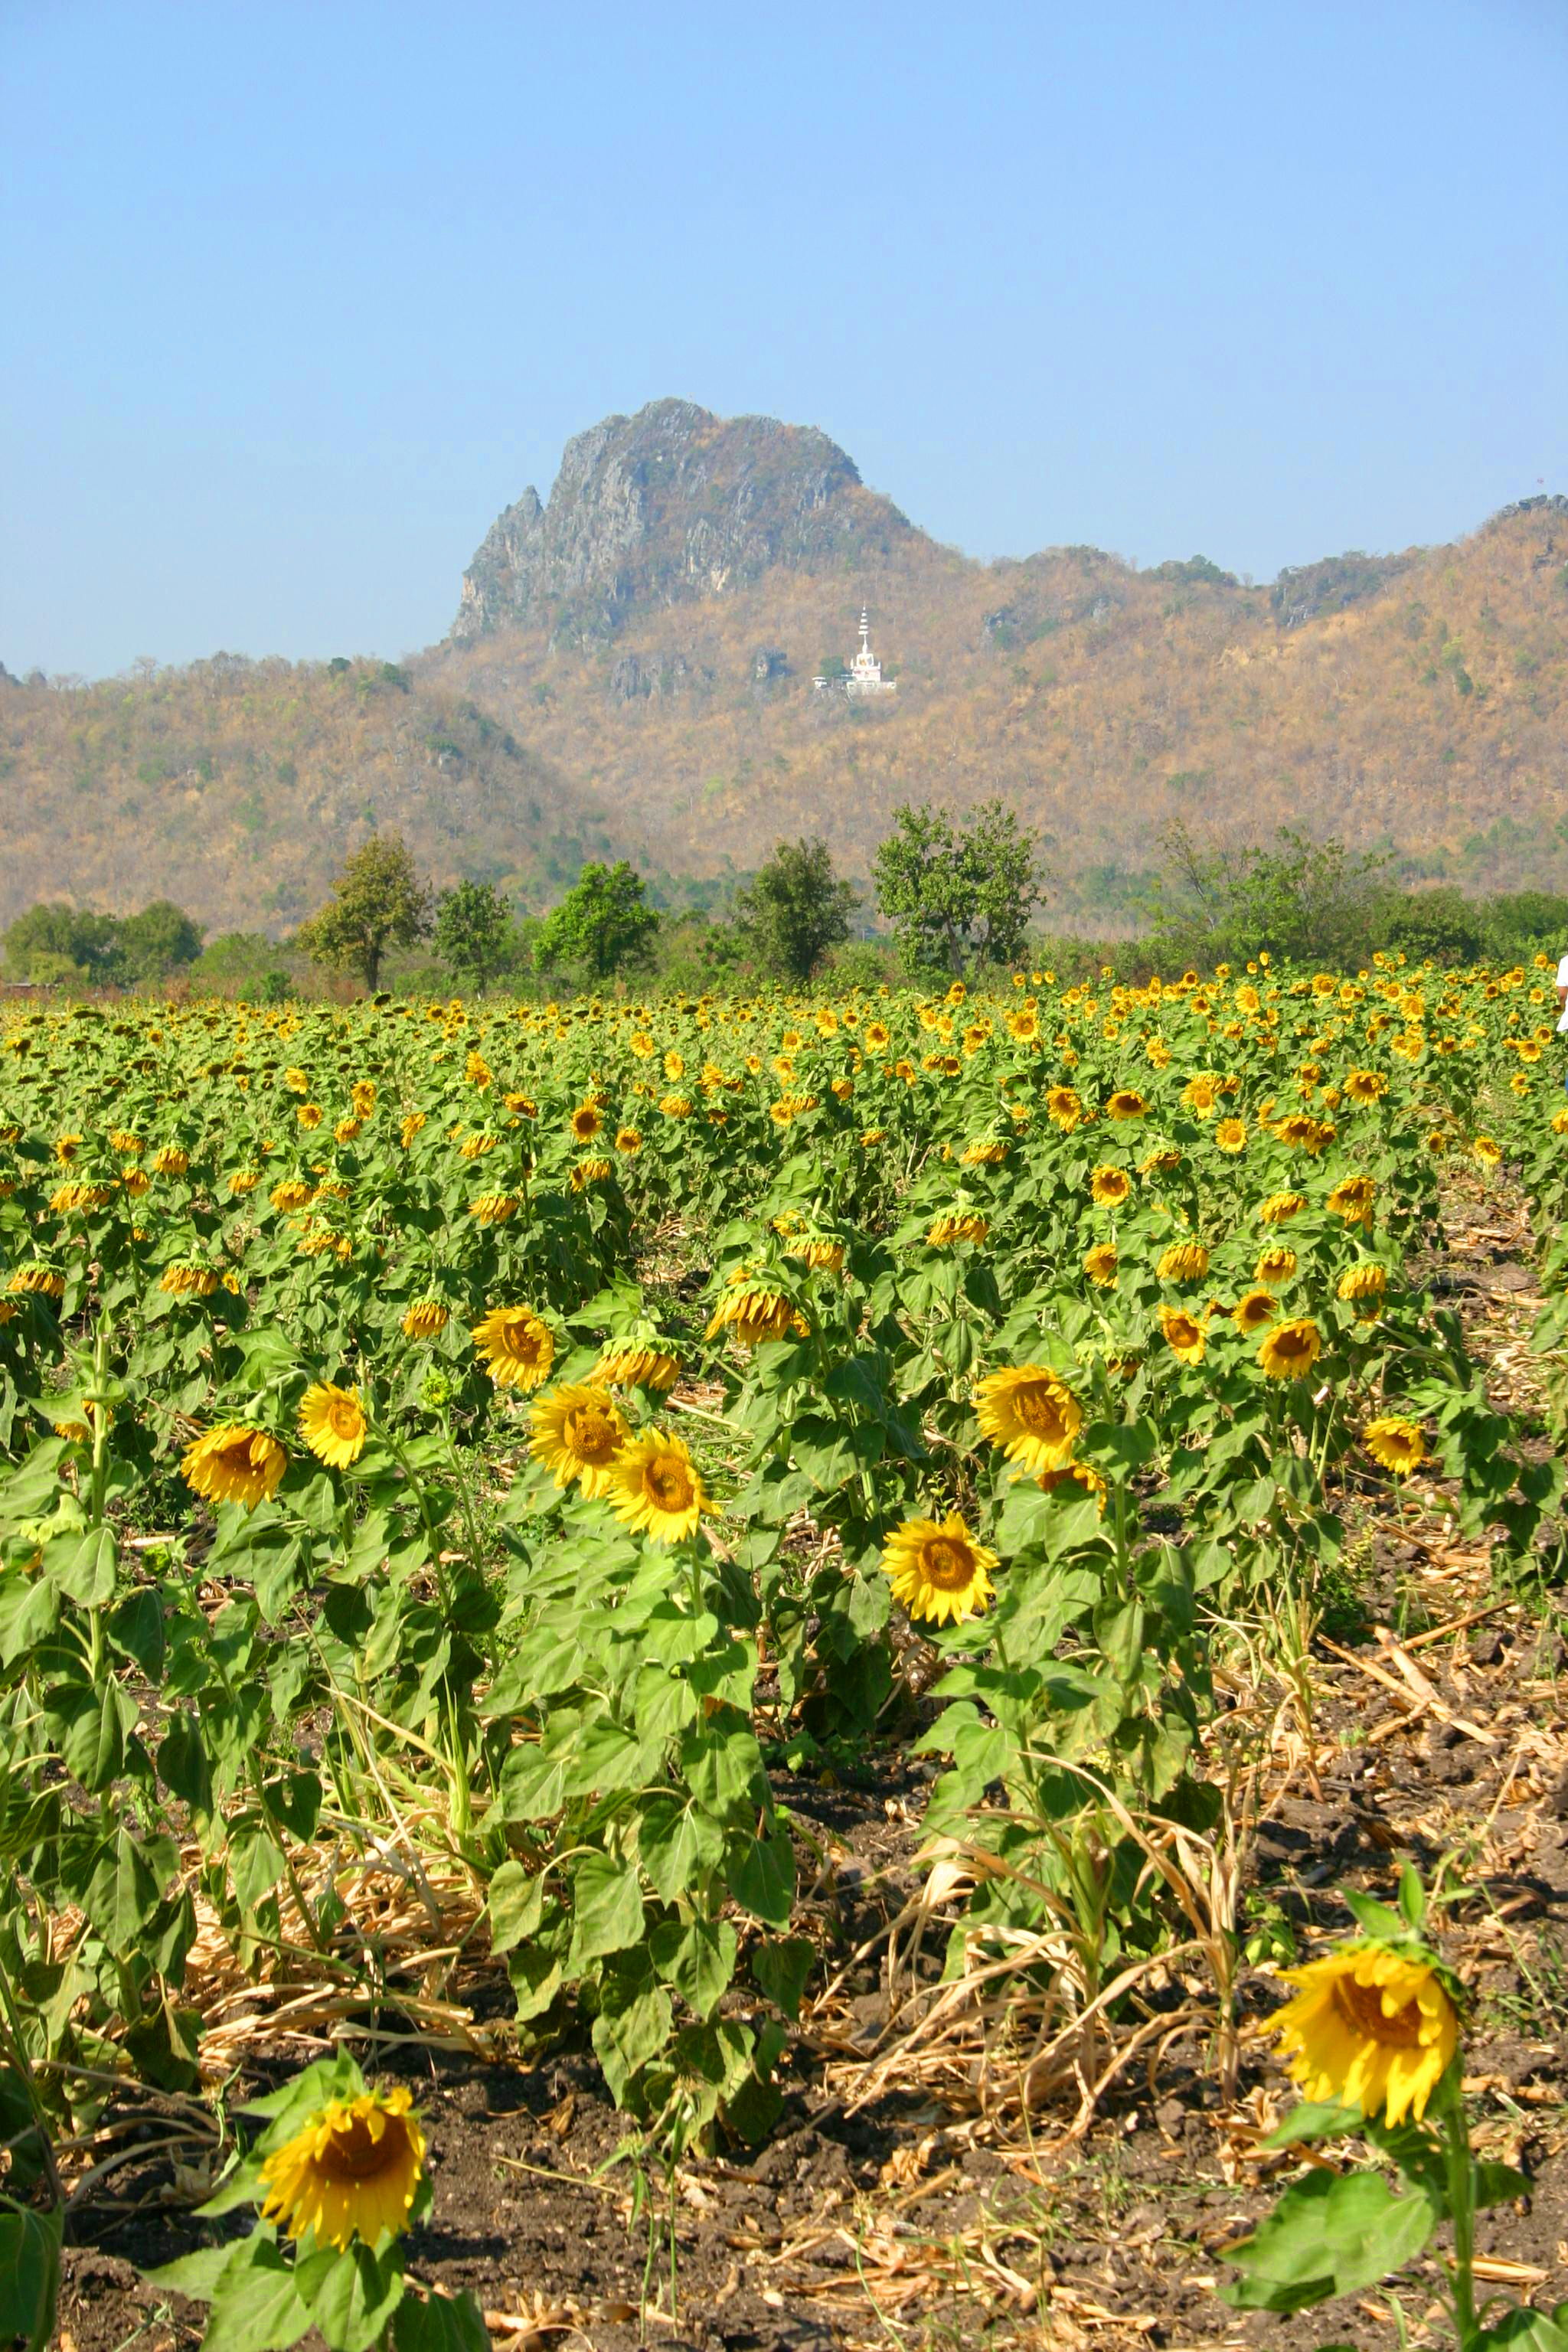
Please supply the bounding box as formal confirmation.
[4,394,1566,936]
[0,655,651,934]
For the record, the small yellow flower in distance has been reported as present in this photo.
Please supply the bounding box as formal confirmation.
[528,1383,627,1497]
[471,1305,555,1390]
[1083,1240,1119,1287]
[181,1423,287,1509]
[973,1366,1083,1475]
[1363,1416,1427,1476]
[611,1431,707,1544]
[1157,1240,1210,1285]
[260,2084,426,2251]
[1258,1317,1321,1380]
[299,1383,368,1469]
[1090,1165,1131,1207]
[1269,1943,1457,2127]
[1472,1134,1502,1168]
[1161,1305,1207,1364]
[401,1299,449,1339]
[881,1513,997,1627]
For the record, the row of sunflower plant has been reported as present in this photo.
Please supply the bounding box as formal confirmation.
[0,952,1560,2342]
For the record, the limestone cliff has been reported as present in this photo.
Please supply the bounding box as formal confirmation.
[451,398,916,647]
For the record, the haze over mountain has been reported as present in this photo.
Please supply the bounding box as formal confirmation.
[2,397,1566,936]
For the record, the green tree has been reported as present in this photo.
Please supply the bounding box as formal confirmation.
[871,800,1044,977]
[433,878,516,992]
[294,832,432,991]
[534,860,660,982]
[3,902,122,983]
[116,899,205,981]
[1147,822,1387,967]
[734,837,859,983]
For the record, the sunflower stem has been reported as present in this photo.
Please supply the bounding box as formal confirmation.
[1439,2077,1478,2345]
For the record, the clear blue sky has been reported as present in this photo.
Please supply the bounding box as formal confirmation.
[5,0,1565,678]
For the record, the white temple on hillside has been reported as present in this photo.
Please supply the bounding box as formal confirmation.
[814,609,897,697]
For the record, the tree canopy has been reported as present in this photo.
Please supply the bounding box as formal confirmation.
[734,837,859,983]
[434,879,517,992]
[534,861,660,981]
[871,800,1044,976]
[295,834,432,991]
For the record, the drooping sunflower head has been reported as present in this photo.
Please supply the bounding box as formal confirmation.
[1338,1261,1390,1318]
[1257,1317,1321,1380]
[181,1423,288,1510]
[1037,1460,1108,1512]
[1363,1415,1426,1477]
[528,1382,628,1497]
[611,1431,707,1544]
[299,1383,368,1470]
[1270,1942,1458,2128]
[881,1512,998,1627]
[1255,1245,1298,1288]
[973,1365,1083,1475]
[259,2084,426,2252]
[401,1298,450,1340]
[1156,1240,1210,1285]
[1259,1191,1306,1225]
[1326,1174,1379,1223]
[596,1338,681,1392]
[471,1305,555,1390]
[926,1211,989,1247]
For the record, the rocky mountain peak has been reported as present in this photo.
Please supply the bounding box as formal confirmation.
[450,398,916,647]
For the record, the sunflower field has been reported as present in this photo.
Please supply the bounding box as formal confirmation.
[2,953,1566,2347]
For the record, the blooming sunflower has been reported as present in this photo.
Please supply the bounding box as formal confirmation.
[570,1101,604,1143]
[1269,1943,1458,2127]
[973,1365,1083,1475]
[1105,1089,1148,1121]
[1089,1165,1131,1207]
[1160,1305,1207,1364]
[472,1305,556,1390]
[299,1383,368,1469]
[259,2084,426,2251]
[882,1514,998,1627]
[1363,1416,1427,1476]
[1230,1286,1278,1334]
[1045,1086,1083,1130]
[528,1383,628,1497]
[1083,1240,1119,1287]
[1472,1135,1502,1168]
[1257,1317,1321,1380]
[181,1423,288,1509]
[611,1432,707,1544]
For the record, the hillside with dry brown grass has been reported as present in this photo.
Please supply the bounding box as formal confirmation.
[426,492,1568,924]
[5,396,1566,936]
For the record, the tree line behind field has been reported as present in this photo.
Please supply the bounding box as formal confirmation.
[6,809,1568,998]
